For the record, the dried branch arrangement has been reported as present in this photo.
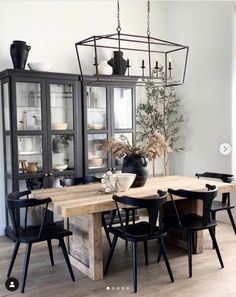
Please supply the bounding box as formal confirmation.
[100,132,171,160]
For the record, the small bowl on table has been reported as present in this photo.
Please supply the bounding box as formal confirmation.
[116,173,136,192]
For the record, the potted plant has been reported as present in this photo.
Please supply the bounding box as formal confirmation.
[100,133,171,187]
[136,66,184,176]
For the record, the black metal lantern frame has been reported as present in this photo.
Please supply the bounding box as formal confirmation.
[75,2,189,86]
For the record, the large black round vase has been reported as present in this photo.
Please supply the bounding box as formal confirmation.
[108,51,127,75]
[10,40,31,69]
[122,154,149,187]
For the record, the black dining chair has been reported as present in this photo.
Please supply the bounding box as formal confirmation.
[196,172,236,235]
[104,191,174,293]
[7,190,75,293]
[165,184,224,278]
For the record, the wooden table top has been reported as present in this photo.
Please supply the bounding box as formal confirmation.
[32,175,236,218]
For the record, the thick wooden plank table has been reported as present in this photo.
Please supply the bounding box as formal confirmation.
[32,175,236,280]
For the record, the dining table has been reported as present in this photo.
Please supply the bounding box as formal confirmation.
[32,175,236,281]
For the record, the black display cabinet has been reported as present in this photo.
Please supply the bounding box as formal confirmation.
[0,69,83,235]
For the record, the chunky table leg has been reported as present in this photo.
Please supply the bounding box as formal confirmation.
[66,213,103,280]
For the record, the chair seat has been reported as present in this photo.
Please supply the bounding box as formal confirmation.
[211,200,235,212]
[165,214,217,231]
[11,223,72,243]
[109,221,165,241]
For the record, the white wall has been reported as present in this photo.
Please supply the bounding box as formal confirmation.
[0,0,166,234]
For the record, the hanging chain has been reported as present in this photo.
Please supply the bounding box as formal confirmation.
[147,0,150,36]
[116,0,121,32]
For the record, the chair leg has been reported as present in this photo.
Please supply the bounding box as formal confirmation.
[47,239,54,266]
[143,241,148,265]
[226,209,236,235]
[131,241,137,293]
[132,209,135,224]
[59,238,75,281]
[104,234,118,275]
[157,247,162,263]
[125,209,129,249]
[21,243,32,293]
[7,242,20,277]
[102,214,112,247]
[211,211,216,249]
[158,237,174,282]
[187,231,193,278]
[208,227,224,268]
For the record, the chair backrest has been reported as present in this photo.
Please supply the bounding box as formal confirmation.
[26,176,44,190]
[196,172,234,183]
[113,190,167,236]
[7,191,52,240]
[196,172,234,204]
[168,184,218,227]
[60,176,101,187]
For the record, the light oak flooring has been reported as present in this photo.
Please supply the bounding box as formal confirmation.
[0,222,236,297]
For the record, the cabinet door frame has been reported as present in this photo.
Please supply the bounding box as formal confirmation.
[10,76,47,191]
[82,83,112,175]
[45,78,82,186]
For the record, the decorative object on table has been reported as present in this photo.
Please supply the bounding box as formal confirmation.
[19,160,27,173]
[27,62,52,71]
[115,172,136,192]
[107,51,127,75]
[101,170,117,193]
[98,60,112,75]
[10,40,31,69]
[136,65,184,176]
[52,134,72,153]
[100,133,171,187]
[75,1,188,86]
[27,162,39,174]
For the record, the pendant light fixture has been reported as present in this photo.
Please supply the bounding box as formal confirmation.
[75,1,189,86]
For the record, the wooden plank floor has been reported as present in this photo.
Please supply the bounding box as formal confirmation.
[0,222,236,297]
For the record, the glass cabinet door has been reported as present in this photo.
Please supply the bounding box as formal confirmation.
[16,82,42,131]
[86,86,107,130]
[18,136,43,175]
[50,84,74,130]
[114,87,133,129]
[51,134,74,172]
[88,134,107,169]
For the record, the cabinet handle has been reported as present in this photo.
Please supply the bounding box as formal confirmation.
[49,173,53,176]
[44,173,48,177]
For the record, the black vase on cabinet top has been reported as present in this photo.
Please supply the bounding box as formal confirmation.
[108,51,127,75]
[10,40,31,69]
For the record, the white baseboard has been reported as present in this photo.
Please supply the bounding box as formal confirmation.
[0,225,5,236]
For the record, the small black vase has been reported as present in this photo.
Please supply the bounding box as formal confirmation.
[10,40,31,69]
[108,51,127,75]
[122,154,149,187]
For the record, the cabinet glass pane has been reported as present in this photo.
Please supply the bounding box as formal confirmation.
[5,136,12,174]
[86,86,107,130]
[52,134,74,171]
[88,134,107,169]
[3,83,10,130]
[50,84,73,130]
[114,133,133,166]
[16,82,42,130]
[18,136,43,174]
[114,88,132,129]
